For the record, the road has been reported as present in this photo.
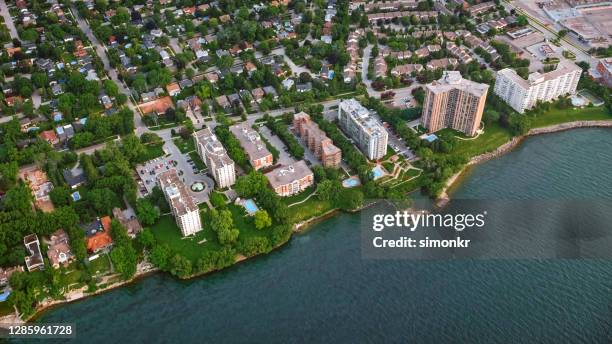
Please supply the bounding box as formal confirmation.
[70,4,148,135]
[272,47,313,77]
[361,44,380,97]
[0,0,18,41]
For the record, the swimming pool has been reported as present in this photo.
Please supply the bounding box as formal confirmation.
[243,199,259,215]
[342,177,360,188]
[372,165,385,180]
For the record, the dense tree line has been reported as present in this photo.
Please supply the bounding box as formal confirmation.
[263,115,304,159]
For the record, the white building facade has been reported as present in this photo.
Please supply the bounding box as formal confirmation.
[338,99,389,160]
[494,60,581,113]
[194,128,236,188]
[158,169,202,236]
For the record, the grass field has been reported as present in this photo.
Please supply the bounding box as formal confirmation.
[286,196,334,224]
[451,123,513,159]
[142,143,165,161]
[282,186,316,205]
[530,106,610,128]
[173,137,196,154]
[151,215,220,262]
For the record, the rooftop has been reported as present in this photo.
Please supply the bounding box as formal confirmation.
[427,71,489,97]
[229,123,272,162]
[339,99,388,139]
[194,128,235,168]
[264,160,313,189]
[158,169,197,217]
[497,60,582,88]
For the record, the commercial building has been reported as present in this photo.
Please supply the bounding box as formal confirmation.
[264,161,314,197]
[337,99,388,160]
[421,71,489,136]
[494,60,582,113]
[229,123,273,170]
[194,128,236,188]
[293,112,342,168]
[158,169,202,236]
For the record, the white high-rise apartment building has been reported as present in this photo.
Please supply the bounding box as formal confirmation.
[194,128,236,188]
[494,60,581,113]
[337,99,389,160]
[158,169,202,236]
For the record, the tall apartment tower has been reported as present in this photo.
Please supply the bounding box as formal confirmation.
[494,60,581,113]
[337,99,388,161]
[157,169,202,236]
[194,128,236,188]
[421,71,489,136]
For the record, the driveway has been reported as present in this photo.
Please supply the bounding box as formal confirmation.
[258,126,296,166]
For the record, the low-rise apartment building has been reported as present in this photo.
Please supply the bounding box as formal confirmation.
[229,123,274,170]
[194,128,236,188]
[265,161,314,197]
[338,99,388,161]
[158,169,202,236]
[494,60,581,113]
[293,112,342,168]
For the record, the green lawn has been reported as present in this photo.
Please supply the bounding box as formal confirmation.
[173,137,196,154]
[88,254,111,274]
[286,196,334,224]
[530,106,610,128]
[150,215,221,263]
[151,206,271,262]
[142,143,165,161]
[188,151,206,171]
[282,186,316,205]
[450,123,513,159]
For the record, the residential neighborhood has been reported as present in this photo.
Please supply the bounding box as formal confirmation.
[0,0,611,330]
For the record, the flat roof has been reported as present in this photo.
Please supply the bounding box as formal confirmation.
[264,160,313,188]
[229,123,272,162]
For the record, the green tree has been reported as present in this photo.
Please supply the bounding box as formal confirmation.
[135,198,160,226]
[254,210,272,230]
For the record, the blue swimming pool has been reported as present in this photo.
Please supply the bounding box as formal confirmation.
[372,166,385,180]
[342,178,360,188]
[243,199,259,214]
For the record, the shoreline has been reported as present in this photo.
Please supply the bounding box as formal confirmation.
[0,263,159,326]
[4,120,611,324]
[437,120,612,203]
[2,208,347,324]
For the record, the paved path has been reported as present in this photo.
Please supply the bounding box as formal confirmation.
[0,0,18,40]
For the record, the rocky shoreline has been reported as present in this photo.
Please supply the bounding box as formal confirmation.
[437,120,612,203]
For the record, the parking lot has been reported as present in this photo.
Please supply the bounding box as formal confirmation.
[258,125,296,166]
[135,135,215,205]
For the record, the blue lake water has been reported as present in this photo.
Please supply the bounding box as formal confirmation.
[31,128,612,343]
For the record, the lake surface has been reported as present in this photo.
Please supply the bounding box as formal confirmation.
[33,128,612,343]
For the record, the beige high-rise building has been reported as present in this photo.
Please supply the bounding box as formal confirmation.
[421,71,489,136]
